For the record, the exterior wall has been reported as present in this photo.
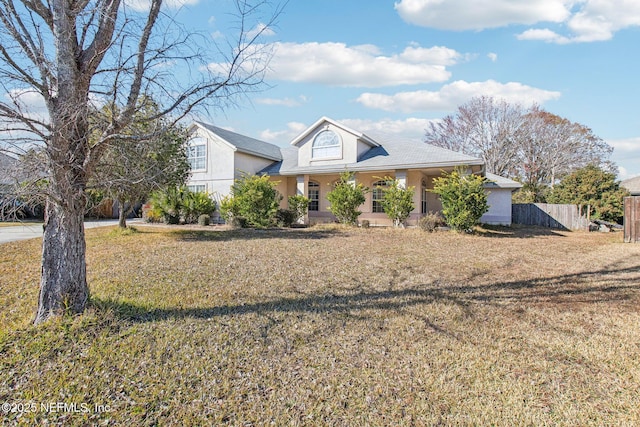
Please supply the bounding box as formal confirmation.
[234,152,276,177]
[480,188,513,225]
[295,123,361,167]
[187,128,235,200]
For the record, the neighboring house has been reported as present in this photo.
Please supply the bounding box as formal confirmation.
[621,176,640,196]
[187,117,522,226]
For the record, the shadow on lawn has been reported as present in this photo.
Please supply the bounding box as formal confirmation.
[169,226,347,242]
[475,224,569,238]
[92,264,640,324]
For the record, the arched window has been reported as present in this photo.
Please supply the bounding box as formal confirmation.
[372,180,388,213]
[308,181,319,211]
[312,130,341,159]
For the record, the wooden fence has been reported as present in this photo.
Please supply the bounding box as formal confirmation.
[624,196,640,243]
[512,203,590,230]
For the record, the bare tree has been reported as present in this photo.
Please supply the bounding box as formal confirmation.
[89,99,190,229]
[424,96,614,199]
[425,96,524,177]
[0,0,282,324]
[517,107,613,188]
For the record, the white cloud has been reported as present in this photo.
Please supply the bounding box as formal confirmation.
[356,80,561,113]
[246,23,276,40]
[341,117,437,141]
[516,28,571,44]
[125,0,200,12]
[255,95,308,107]
[487,52,498,62]
[3,89,49,123]
[396,0,640,44]
[259,122,308,143]
[259,118,436,145]
[266,42,460,87]
[607,137,640,153]
[395,0,569,30]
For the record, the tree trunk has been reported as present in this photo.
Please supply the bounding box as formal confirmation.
[118,199,127,229]
[35,201,89,324]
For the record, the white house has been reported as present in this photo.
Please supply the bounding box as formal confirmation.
[186,117,522,226]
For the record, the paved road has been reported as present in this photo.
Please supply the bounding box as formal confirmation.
[0,219,130,244]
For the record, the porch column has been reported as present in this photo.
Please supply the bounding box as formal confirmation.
[396,170,408,189]
[296,175,308,224]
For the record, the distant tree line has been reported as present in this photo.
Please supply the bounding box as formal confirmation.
[425,96,628,222]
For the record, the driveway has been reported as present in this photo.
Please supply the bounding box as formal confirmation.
[0,219,133,244]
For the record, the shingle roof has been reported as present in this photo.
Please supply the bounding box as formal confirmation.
[194,121,282,161]
[622,176,640,195]
[485,172,523,189]
[260,133,483,176]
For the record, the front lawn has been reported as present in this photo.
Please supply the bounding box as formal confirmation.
[1,225,639,425]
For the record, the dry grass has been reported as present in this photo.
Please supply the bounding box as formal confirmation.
[1,224,639,425]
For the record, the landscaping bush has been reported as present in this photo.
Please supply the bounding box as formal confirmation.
[275,208,296,227]
[431,168,488,232]
[326,170,368,225]
[288,194,310,224]
[378,177,415,228]
[183,191,216,224]
[149,186,215,224]
[197,214,210,226]
[219,173,282,228]
[418,211,444,232]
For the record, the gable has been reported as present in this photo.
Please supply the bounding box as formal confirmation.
[292,117,379,168]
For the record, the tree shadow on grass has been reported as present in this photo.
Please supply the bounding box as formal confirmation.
[475,224,570,238]
[168,226,348,242]
[91,264,640,325]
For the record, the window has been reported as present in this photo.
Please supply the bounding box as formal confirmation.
[312,130,341,159]
[187,144,206,170]
[308,181,319,211]
[188,184,206,193]
[372,180,388,213]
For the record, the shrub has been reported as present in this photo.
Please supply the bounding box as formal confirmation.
[327,170,368,225]
[275,208,296,227]
[288,194,310,224]
[197,214,210,226]
[219,173,282,228]
[378,177,415,228]
[431,168,488,232]
[149,186,185,224]
[183,191,216,224]
[418,211,444,232]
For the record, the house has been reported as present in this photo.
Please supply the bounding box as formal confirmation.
[187,117,522,226]
[621,176,640,196]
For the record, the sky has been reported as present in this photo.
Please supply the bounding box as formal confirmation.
[168,0,640,180]
[3,0,638,179]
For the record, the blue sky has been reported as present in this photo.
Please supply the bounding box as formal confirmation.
[133,1,640,179]
[2,1,638,178]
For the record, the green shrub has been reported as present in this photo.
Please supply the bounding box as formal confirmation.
[219,173,282,228]
[197,214,210,226]
[275,208,296,227]
[327,171,368,225]
[149,186,185,224]
[378,177,415,228]
[418,211,444,232]
[148,186,215,224]
[183,191,216,224]
[431,168,488,233]
[288,194,310,224]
